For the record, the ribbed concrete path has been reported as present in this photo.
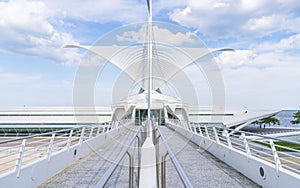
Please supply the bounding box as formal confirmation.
[39,126,140,188]
[159,126,260,188]
[39,126,260,187]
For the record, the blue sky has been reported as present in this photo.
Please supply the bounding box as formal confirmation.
[0,0,299,109]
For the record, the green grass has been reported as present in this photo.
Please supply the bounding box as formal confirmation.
[274,141,300,151]
[253,140,300,152]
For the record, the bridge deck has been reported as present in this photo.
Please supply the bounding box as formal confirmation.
[38,127,140,188]
[159,126,260,188]
[38,126,260,187]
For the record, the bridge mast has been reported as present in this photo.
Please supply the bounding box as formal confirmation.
[146,0,153,133]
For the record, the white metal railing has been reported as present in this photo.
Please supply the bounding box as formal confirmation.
[152,124,194,188]
[167,119,300,176]
[0,120,129,177]
[95,127,143,188]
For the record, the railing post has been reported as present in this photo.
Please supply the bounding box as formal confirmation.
[89,127,94,138]
[136,135,141,187]
[79,127,85,145]
[152,126,156,145]
[241,133,251,157]
[97,125,101,136]
[187,122,191,131]
[197,125,203,136]
[182,121,186,130]
[126,152,134,188]
[155,134,161,187]
[66,129,73,151]
[269,139,282,173]
[111,122,114,129]
[108,122,112,130]
[103,124,107,133]
[47,133,56,161]
[95,131,139,188]
[161,153,168,188]
[224,130,232,148]
[15,139,26,177]
[204,125,210,138]
[213,127,220,144]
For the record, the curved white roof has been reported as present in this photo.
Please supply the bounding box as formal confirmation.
[66,44,233,90]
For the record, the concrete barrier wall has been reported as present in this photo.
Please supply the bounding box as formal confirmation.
[167,123,300,188]
[0,127,124,188]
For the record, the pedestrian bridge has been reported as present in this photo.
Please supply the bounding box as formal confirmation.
[0,120,299,187]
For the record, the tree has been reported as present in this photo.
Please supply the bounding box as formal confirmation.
[252,116,280,128]
[291,111,300,125]
[252,120,263,128]
[260,116,280,128]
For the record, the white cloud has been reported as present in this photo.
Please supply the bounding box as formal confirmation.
[278,34,300,49]
[0,0,299,109]
[239,0,267,12]
[169,0,300,39]
[218,45,300,70]
[21,31,81,65]
[0,0,80,65]
[0,0,190,65]
[44,0,147,24]
[216,33,300,69]
[217,50,257,67]
[213,2,229,8]
[215,33,300,109]
[219,51,299,109]
[45,0,189,24]
[253,33,300,54]
[0,0,54,35]
[116,24,196,45]
[245,15,283,32]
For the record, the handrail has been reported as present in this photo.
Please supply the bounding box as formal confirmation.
[173,119,300,145]
[156,126,194,188]
[0,127,82,144]
[0,121,115,145]
[168,119,300,176]
[0,119,134,144]
[226,127,300,145]
[0,120,128,176]
[211,125,300,150]
[95,127,141,188]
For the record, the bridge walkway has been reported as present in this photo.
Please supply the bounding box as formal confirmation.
[159,126,261,188]
[38,126,140,188]
[39,125,262,187]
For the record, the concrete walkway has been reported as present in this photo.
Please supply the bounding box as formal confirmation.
[38,126,140,188]
[39,125,261,187]
[159,126,261,188]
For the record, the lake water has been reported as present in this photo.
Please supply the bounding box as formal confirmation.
[245,110,300,141]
